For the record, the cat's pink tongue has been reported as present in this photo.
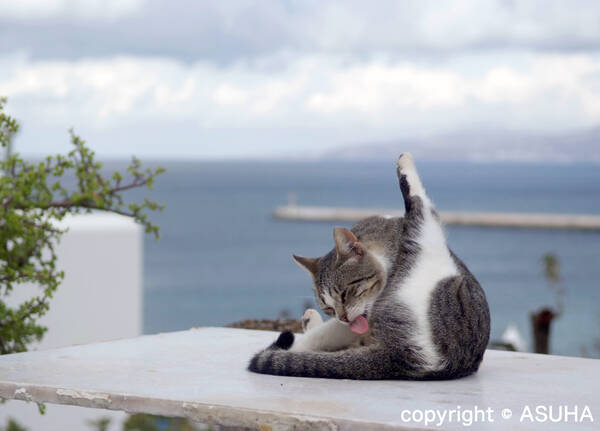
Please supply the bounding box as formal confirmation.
[349,315,369,334]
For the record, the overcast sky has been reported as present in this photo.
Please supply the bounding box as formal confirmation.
[1,0,600,158]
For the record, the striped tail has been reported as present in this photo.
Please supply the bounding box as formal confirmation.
[248,333,425,380]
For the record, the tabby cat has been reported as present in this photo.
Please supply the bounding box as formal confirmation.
[248,153,490,379]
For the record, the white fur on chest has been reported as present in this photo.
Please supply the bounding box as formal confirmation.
[395,211,458,370]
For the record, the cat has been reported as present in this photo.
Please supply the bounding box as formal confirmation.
[248,153,490,380]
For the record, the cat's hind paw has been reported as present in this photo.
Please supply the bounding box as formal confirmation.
[396,152,415,171]
[302,308,323,332]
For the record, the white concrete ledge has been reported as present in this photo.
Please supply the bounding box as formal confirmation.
[0,328,598,430]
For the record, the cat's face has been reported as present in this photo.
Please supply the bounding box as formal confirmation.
[294,227,387,326]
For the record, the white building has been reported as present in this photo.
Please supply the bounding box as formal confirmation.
[0,213,142,431]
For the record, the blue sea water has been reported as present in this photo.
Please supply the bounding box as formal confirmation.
[124,160,600,357]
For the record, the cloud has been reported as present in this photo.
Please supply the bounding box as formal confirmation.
[2,1,600,157]
[307,63,467,113]
[2,50,600,157]
[0,0,144,21]
[2,1,600,63]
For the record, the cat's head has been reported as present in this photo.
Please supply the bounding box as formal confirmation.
[293,227,388,331]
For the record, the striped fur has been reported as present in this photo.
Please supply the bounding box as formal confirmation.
[249,153,490,380]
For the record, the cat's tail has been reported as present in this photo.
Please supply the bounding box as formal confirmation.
[248,333,426,380]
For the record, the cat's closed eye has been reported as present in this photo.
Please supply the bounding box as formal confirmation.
[355,288,369,297]
[347,274,377,286]
[323,306,335,315]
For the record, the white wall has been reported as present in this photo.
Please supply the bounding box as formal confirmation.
[0,213,143,431]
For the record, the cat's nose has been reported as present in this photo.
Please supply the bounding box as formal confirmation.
[339,314,349,323]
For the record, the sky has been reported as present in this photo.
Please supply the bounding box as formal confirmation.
[1,0,600,158]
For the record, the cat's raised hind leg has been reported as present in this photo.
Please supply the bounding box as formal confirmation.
[397,152,432,213]
[396,152,450,249]
[395,152,459,372]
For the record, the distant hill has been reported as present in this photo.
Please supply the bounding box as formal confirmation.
[322,128,600,163]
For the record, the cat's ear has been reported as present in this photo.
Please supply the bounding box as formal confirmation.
[333,227,363,260]
[293,255,319,276]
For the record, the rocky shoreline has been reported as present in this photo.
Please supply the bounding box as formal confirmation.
[227,318,303,333]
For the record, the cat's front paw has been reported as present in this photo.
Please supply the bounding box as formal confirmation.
[302,308,323,332]
[270,330,294,350]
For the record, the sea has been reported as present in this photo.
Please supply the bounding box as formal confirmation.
[120,160,600,358]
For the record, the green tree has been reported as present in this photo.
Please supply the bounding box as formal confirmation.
[87,417,112,431]
[0,97,164,354]
[0,418,28,431]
